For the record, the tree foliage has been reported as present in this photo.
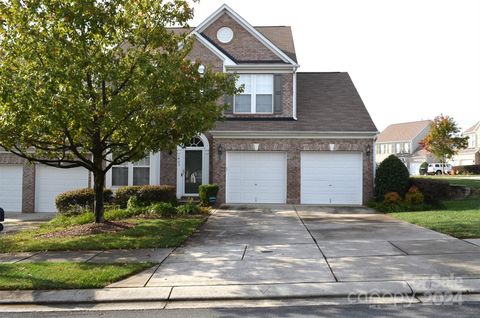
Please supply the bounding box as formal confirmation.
[420,115,468,162]
[0,0,239,222]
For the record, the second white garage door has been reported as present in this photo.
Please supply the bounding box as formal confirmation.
[35,165,90,212]
[226,152,286,204]
[301,152,362,205]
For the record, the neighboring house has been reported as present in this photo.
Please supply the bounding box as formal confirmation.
[375,120,433,175]
[0,4,378,213]
[451,121,480,166]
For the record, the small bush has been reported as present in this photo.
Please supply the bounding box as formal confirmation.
[410,178,450,205]
[126,196,140,210]
[115,185,176,208]
[199,184,219,206]
[405,191,425,205]
[368,201,432,213]
[384,192,401,204]
[375,155,410,201]
[176,199,200,216]
[55,188,113,214]
[419,162,428,175]
[453,165,480,175]
[149,202,176,218]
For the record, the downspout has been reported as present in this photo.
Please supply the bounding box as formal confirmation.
[293,67,298,120]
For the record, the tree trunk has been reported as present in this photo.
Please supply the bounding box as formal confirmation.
[93,170,105,223]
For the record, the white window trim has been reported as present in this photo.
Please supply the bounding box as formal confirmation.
[233,74,274,114]
[106,152,160,189]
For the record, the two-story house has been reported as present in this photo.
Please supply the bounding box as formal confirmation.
[451,121,480,166]
[375,120,433,175]
[0,4,378,213]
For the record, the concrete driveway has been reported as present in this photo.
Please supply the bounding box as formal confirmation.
[1,212,55,234]
[136,205,480,289]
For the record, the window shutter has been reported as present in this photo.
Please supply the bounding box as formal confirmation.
[273,74,283,114]
[224,95,233,114]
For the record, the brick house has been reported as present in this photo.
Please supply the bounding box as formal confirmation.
[0,4,378,213]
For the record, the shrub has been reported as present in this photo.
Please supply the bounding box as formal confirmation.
[404,186,425,204]
[115,185,176,208]
[375,155,410,201]
[409,178,450,205]
[384,192,401,204]
[198,184,219,206]
[176,199,200,216]
[55,188,113,214]
[370,201,432,213]
[419,162,428,175]
[149,202,176,218]
[453,165,480,175]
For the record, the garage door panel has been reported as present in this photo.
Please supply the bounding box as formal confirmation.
[35,166,89,212]
[0,165,23,212]
[226,152,286,204]
[301,152,362,205]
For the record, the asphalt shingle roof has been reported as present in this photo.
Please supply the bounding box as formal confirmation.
[214,72,378,132]
[376,120,431,143]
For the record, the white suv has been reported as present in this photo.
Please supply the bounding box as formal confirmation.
[427,163,453,175]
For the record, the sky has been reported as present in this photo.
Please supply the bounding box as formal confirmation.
[188,0,480,132]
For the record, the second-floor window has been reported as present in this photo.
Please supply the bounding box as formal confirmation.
[234,74,273,114]
[468,134,477,148]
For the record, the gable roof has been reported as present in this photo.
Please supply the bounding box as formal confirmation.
[464,121,480,134]
[169,26,297,63]
[193,4,298,66]
[212,72,378,133]
[376,120,431,143]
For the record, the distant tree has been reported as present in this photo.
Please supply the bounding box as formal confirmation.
[420,115,468,165]
[0,0,238,223]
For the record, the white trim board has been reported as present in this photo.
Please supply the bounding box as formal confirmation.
[210,130,379,139]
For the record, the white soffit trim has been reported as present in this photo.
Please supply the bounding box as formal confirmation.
[194,4,299,67]
[192,32,236,66]
[210,130,379,139]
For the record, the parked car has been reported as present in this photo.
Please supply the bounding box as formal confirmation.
[427,163,453,175]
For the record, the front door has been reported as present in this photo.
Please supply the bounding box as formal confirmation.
[184,150,203,195]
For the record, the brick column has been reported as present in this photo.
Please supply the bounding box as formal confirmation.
[22,163,35,213]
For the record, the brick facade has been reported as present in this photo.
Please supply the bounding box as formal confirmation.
[202,13,280,62]
[210,137,375,205]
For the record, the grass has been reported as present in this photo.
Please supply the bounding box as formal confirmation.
[0,216,206,253]
[389,198,480,238]
[0,262,153,290]
[415,175,480,189]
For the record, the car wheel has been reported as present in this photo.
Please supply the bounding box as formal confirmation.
[436,170,442,175]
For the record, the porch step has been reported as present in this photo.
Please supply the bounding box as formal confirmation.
[178,197,200,204]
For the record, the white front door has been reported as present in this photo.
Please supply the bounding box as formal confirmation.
[0,165,23,212]
[176,135,210,198]
[35,165,90,212]
[301,152,363,205]
[226,152,287,204]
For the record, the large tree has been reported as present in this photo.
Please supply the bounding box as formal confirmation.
[0,0,238,222]
[420,115,468,165]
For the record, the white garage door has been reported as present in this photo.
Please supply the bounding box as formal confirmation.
[35,165,89,212]
[301,152,362,205]
[0,165,23,212]
[226,152,286,204]
[409,163,421,176]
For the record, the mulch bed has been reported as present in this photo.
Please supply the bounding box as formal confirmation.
[37,221,135,239]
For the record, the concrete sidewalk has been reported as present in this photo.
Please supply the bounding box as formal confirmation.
[0,248,173,264]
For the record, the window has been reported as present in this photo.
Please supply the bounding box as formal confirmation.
[396,143,401,153]
[404,142,409,153]
[112,154,150,187]
[388,144,393,154]
[234,74,273,113]
[468,134,477,148]
[380,144,385,154]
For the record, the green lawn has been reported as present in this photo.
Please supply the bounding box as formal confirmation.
[0,217,206,253]
[389,198,480,238]
[415,176,480,189]
[0,262,152,290]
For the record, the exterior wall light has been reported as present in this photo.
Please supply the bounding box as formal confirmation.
[366,144,371,157]
[198,64,205,75]
[217,144,223,157]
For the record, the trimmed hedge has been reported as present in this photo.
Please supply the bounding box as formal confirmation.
[55,188,114,214]
[375,155,410,201]
[198,184,219,206]
[453,165,480,175]
[409,178,450,205]
[115,185,176,208]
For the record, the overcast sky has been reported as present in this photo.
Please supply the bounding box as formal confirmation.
[189,0,480,132]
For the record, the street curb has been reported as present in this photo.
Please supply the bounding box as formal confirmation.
[1,279,479,305]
